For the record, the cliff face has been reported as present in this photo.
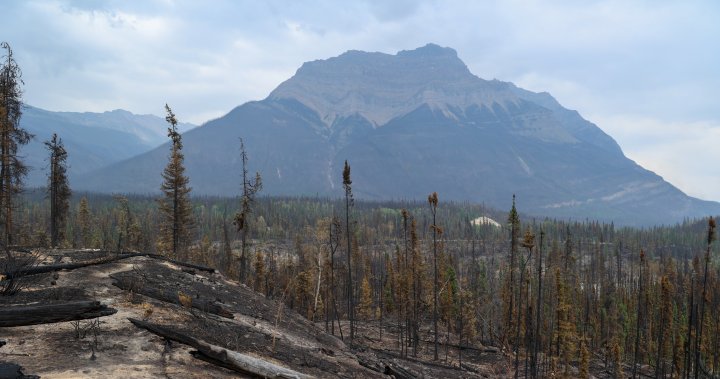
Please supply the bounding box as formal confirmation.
[269,44,515,127]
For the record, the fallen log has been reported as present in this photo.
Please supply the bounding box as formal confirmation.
[357,357,385,374]
[119,252,215,273]
[1,252,215,280]
[142,255,215,274]
[460,362,481,374]
[111,276,233,319]
[128,318,312,379]
[189,350,246,373]
[2,253,141,279]
[7,246,32,253]
[423,340,486,353]
[0,300,116,327]
[371,347,464,372]
[384,363,416,379]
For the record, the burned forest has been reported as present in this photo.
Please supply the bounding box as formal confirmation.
[2,36,720,379]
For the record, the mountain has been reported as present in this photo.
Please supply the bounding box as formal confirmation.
[75,44,720,225]
[20,106,195,187]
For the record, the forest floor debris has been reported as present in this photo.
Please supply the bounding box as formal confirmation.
[0,248,631,378]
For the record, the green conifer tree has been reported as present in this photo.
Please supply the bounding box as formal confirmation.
[157,104,193,260]
[77,197,92,247]
[0,42,32,254]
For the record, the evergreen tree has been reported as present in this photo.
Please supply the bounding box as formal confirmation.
[76,197,92,247]
[505,195,520,342]
[114,195,132,252]
[157,104,193,260]
[45,133,70,247]
[358,274,373,321]
[0,42,32,253]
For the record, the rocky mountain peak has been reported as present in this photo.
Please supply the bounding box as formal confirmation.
[396,43,460,59]
[268,44,518,126]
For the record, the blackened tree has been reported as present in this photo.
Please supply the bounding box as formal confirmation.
[343,160,355,340]
[428,191,440,360]
[234,138,262,282]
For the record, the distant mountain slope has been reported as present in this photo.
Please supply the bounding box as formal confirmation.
[75,44,720,225]
[20,106,195,187]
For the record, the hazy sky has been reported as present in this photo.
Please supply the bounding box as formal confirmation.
[2,0,720,200]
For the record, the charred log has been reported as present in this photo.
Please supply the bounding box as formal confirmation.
[128,318,312,379]
[0,300,116,327]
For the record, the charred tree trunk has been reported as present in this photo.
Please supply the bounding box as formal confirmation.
[0,300,116,327]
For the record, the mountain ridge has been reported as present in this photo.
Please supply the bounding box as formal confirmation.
[74,44,720,225]
[21,105,196,187]
[269,43,519,127]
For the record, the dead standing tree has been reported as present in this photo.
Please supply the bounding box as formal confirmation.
[532,229,544,379]
[234,138,262,283]
[325,215,343,338]
[515,228,534,379]
[694,217,715,379]
[505,195,520,344]
[428,191,439,361]
[343,160,355,341]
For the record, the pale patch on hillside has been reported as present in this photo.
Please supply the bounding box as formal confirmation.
[471,216,501,228]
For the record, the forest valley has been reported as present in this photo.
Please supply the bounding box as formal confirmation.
[2,42,720,378]
[4,189,720,378]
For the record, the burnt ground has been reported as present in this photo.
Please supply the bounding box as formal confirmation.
[0,249,512,378]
